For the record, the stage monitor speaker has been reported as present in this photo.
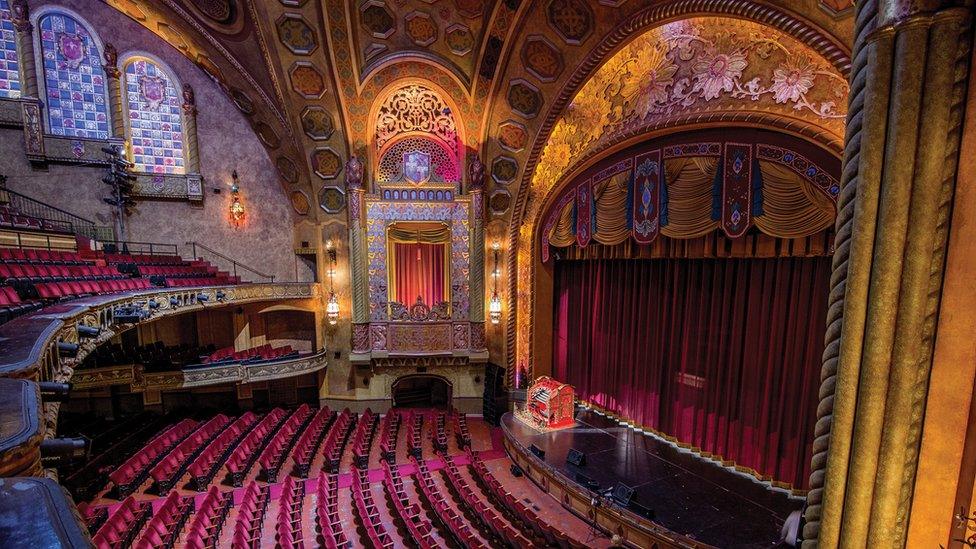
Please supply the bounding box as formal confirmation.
[629,501,655,521]
[530,444,546,459]
[575,472,599,492]
[612,483,635,506]
[510,464,523,477]
[567,448,586,467]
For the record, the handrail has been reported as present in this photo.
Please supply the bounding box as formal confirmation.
[0,186,101,239]
[100,240,180,256]
[186,241,275,283]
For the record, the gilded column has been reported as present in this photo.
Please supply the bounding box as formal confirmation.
[344,156,369,353]
[10,0,38,99]
[803,2,973,547]
[102,44,125,140]
[468,156,486,324]
[181,84,200,174]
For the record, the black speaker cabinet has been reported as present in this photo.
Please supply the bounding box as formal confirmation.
[566,448,586,467]
[612,483,635,506]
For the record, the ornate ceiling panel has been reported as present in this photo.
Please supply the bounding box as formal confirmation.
[351,0,505,89]
[104,0,855,233]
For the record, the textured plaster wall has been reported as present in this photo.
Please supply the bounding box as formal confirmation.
[0,0,306,282]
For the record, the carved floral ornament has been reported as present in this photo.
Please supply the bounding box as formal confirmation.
[375,84,460,155]
[513,16,850,374]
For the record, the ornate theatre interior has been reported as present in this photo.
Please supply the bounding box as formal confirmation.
[0,0,973,547]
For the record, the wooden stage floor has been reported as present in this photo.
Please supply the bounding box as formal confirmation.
[501,409,804,548]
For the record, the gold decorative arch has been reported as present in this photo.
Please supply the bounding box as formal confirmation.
[509,15,850,378]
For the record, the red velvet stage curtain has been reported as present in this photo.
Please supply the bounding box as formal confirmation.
[553,256,830,488]
[393,242,447,306]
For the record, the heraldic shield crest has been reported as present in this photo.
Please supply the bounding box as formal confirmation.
[403,151,431,184]
[140,76,168,111]
[56,33,86,69]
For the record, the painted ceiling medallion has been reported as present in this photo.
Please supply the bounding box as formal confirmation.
[522,36,564,82]
[455,0,485,18]
[190,0,234,23]
[361,1,396,39]
[254,122,281,149]
[491,156,518,185]
[489,189,512,216]
[319,185,346,214]
[289,62,326,99]
[277,13,318,55]
[229,88,254,114]
[546,0,594,46]
[276,156,300,184]
[311,147,342,180]
[290,190,311,215]
[445,24,474,56]
[507,79,543,118]
[497,120,528,152]
[301,106,335,141]
[405,11,438,47]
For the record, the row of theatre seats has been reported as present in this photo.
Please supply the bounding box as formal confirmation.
[0,204,72,232]
[0,244,241,324]
[201,343,300,365]
[85,407,587,549]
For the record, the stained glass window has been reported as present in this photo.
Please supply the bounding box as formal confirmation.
[122,58,185,175]
[0,0,20,98]
[38,12,109,138]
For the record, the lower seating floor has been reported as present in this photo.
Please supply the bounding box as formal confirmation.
[80,409,613,548]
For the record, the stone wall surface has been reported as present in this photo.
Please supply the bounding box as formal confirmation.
[0,0,307,283]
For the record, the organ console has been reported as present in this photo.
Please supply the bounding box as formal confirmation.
[518,376,575,431]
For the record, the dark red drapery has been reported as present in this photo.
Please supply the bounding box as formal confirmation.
[553,256,830,488]
[393,242,447,306]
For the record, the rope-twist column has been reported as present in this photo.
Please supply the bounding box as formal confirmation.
[102,44,125,140]
[803,3,973,547]
[181,84,200,174]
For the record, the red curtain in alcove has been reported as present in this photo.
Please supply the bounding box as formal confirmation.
[553,256,830,488]
[393,242,447,306]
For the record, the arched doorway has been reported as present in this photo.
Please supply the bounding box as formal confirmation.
[391,375,452,408]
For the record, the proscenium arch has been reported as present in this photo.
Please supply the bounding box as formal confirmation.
[503,3,853,377]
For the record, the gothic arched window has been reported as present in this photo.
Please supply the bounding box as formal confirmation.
[0,0,21,99]
[121,55,185,175]
[37,10,109,138]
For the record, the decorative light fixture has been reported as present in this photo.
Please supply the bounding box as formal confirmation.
[326,239,339,325]
[229,170,246,228]
[489,241,502,325]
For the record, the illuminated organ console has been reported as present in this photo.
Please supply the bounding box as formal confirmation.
[517,376,576,430]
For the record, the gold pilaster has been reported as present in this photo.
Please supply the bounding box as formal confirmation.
[181,84,200,174]
[102,43,125,140]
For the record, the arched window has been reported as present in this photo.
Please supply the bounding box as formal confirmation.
[37,10,109,138]
[0,0,21,98]
[120,55,185,174]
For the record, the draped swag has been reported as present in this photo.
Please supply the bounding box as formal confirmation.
[387,222,450,306]
[546,157,835,249]
[553,257,831,489]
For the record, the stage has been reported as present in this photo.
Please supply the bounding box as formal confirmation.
[501,409,803,548]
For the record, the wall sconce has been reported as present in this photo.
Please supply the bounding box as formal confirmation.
[489,241,502,324]
[326,239,339,325]
[229,170,246,228]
